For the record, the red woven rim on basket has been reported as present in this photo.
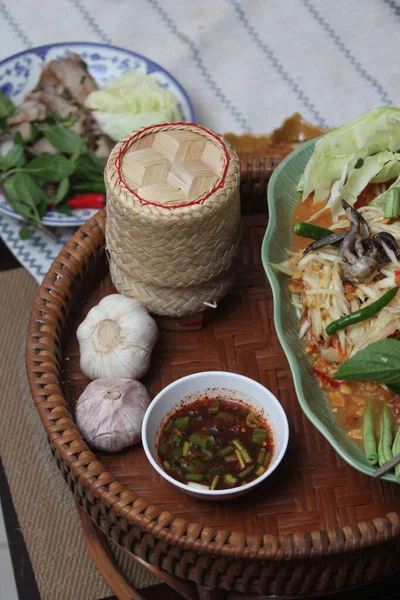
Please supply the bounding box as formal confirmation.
[114,122,231,210]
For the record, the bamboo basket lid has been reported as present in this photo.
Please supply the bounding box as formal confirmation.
[105,123,241,316]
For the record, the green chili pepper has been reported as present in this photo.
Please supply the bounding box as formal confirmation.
[363,405,378,466]
[326,287,399,336]
[71,180,106,193]
[378,407,393,467]
[294,222,333,241]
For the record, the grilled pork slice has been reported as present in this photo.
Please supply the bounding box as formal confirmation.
[7,97,47,125]
[46,53,98,107]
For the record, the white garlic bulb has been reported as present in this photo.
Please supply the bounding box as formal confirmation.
[75,378,151,452]
[77,294,158,380]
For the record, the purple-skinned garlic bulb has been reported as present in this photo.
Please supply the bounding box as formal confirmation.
[75,378,151,452]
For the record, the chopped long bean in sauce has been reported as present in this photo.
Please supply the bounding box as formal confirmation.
[157,397,274,490]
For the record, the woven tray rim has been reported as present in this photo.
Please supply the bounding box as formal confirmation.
[25,158,400,562]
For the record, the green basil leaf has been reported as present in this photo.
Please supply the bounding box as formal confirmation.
[53,177,70,205]
[12,172,49,221]
[0,144,25,171]
[333,339,400,386]
[24,154,75,182]
[55,201,73,215]
[3,175,19,202]
[73,153,106,180]
[0,116,8,135]
[13,131,24,146]
[43,125,86,155]
[19,225,33,240]
[10,198,34,220]
[28,123,40,143]
[0,90,15,118]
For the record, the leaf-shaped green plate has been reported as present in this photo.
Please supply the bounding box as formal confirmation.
[262,137,396,483]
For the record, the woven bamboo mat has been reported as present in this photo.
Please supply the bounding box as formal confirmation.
[0,268,160,600]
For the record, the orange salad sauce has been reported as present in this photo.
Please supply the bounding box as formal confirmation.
[291,188,400,441]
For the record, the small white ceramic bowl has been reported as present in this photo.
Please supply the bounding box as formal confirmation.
[141,371,289,500]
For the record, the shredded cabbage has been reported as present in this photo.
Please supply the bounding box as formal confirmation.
[85,71,181,141]
[300,106,400,220]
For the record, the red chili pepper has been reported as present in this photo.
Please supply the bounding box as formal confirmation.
[311,367,340,388]
[68,193,105,209]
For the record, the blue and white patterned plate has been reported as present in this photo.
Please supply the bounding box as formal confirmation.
[0,42,195,227]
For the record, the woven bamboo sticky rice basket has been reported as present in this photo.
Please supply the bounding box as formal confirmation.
[105,122,241,317]
[26,154,400,599]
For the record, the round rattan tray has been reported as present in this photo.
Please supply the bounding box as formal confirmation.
[26,155,400,599]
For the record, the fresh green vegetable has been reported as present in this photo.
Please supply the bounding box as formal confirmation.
[257,447,266,465]
[326,287,399,336]
[189,432,209,448]
[392,424,400,483]
[208,401,220,414]
[294,222,333,241]
[263,452,271,467]
[12,173,48,221]
[185,473,203,482]
[210,475,219,490]
[223,473,237,487]
[163,461,171,470]
[171,446,183,459]
[73,154,106,180]
[182,441,191,457]
[170,431,182,445]
[224,454,238,463]
[43,124,86,155]
[238,465,254,479]
[53,177,70,205]
[234,449,245,469]
[252,428,267,445]
[84,71,181,141]
[55,202,72,215]
[378,407,393,467]
[333,338,400,387]
[299,107,400,219]
[255,465,266,477]
[71,180,106,193]
[22,154,76,182]
[174,416,189,429]
[200,447,213,460]
[0,144,25,172]
[232,439,252,464]
[383,188,400,219]
[0,90,15,118]
[218,445,234,457]
[363,405,378,466]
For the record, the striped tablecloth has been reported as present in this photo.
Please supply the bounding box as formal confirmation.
[1,0,399,281]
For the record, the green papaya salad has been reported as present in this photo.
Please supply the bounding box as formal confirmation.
[272,107,400,480]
